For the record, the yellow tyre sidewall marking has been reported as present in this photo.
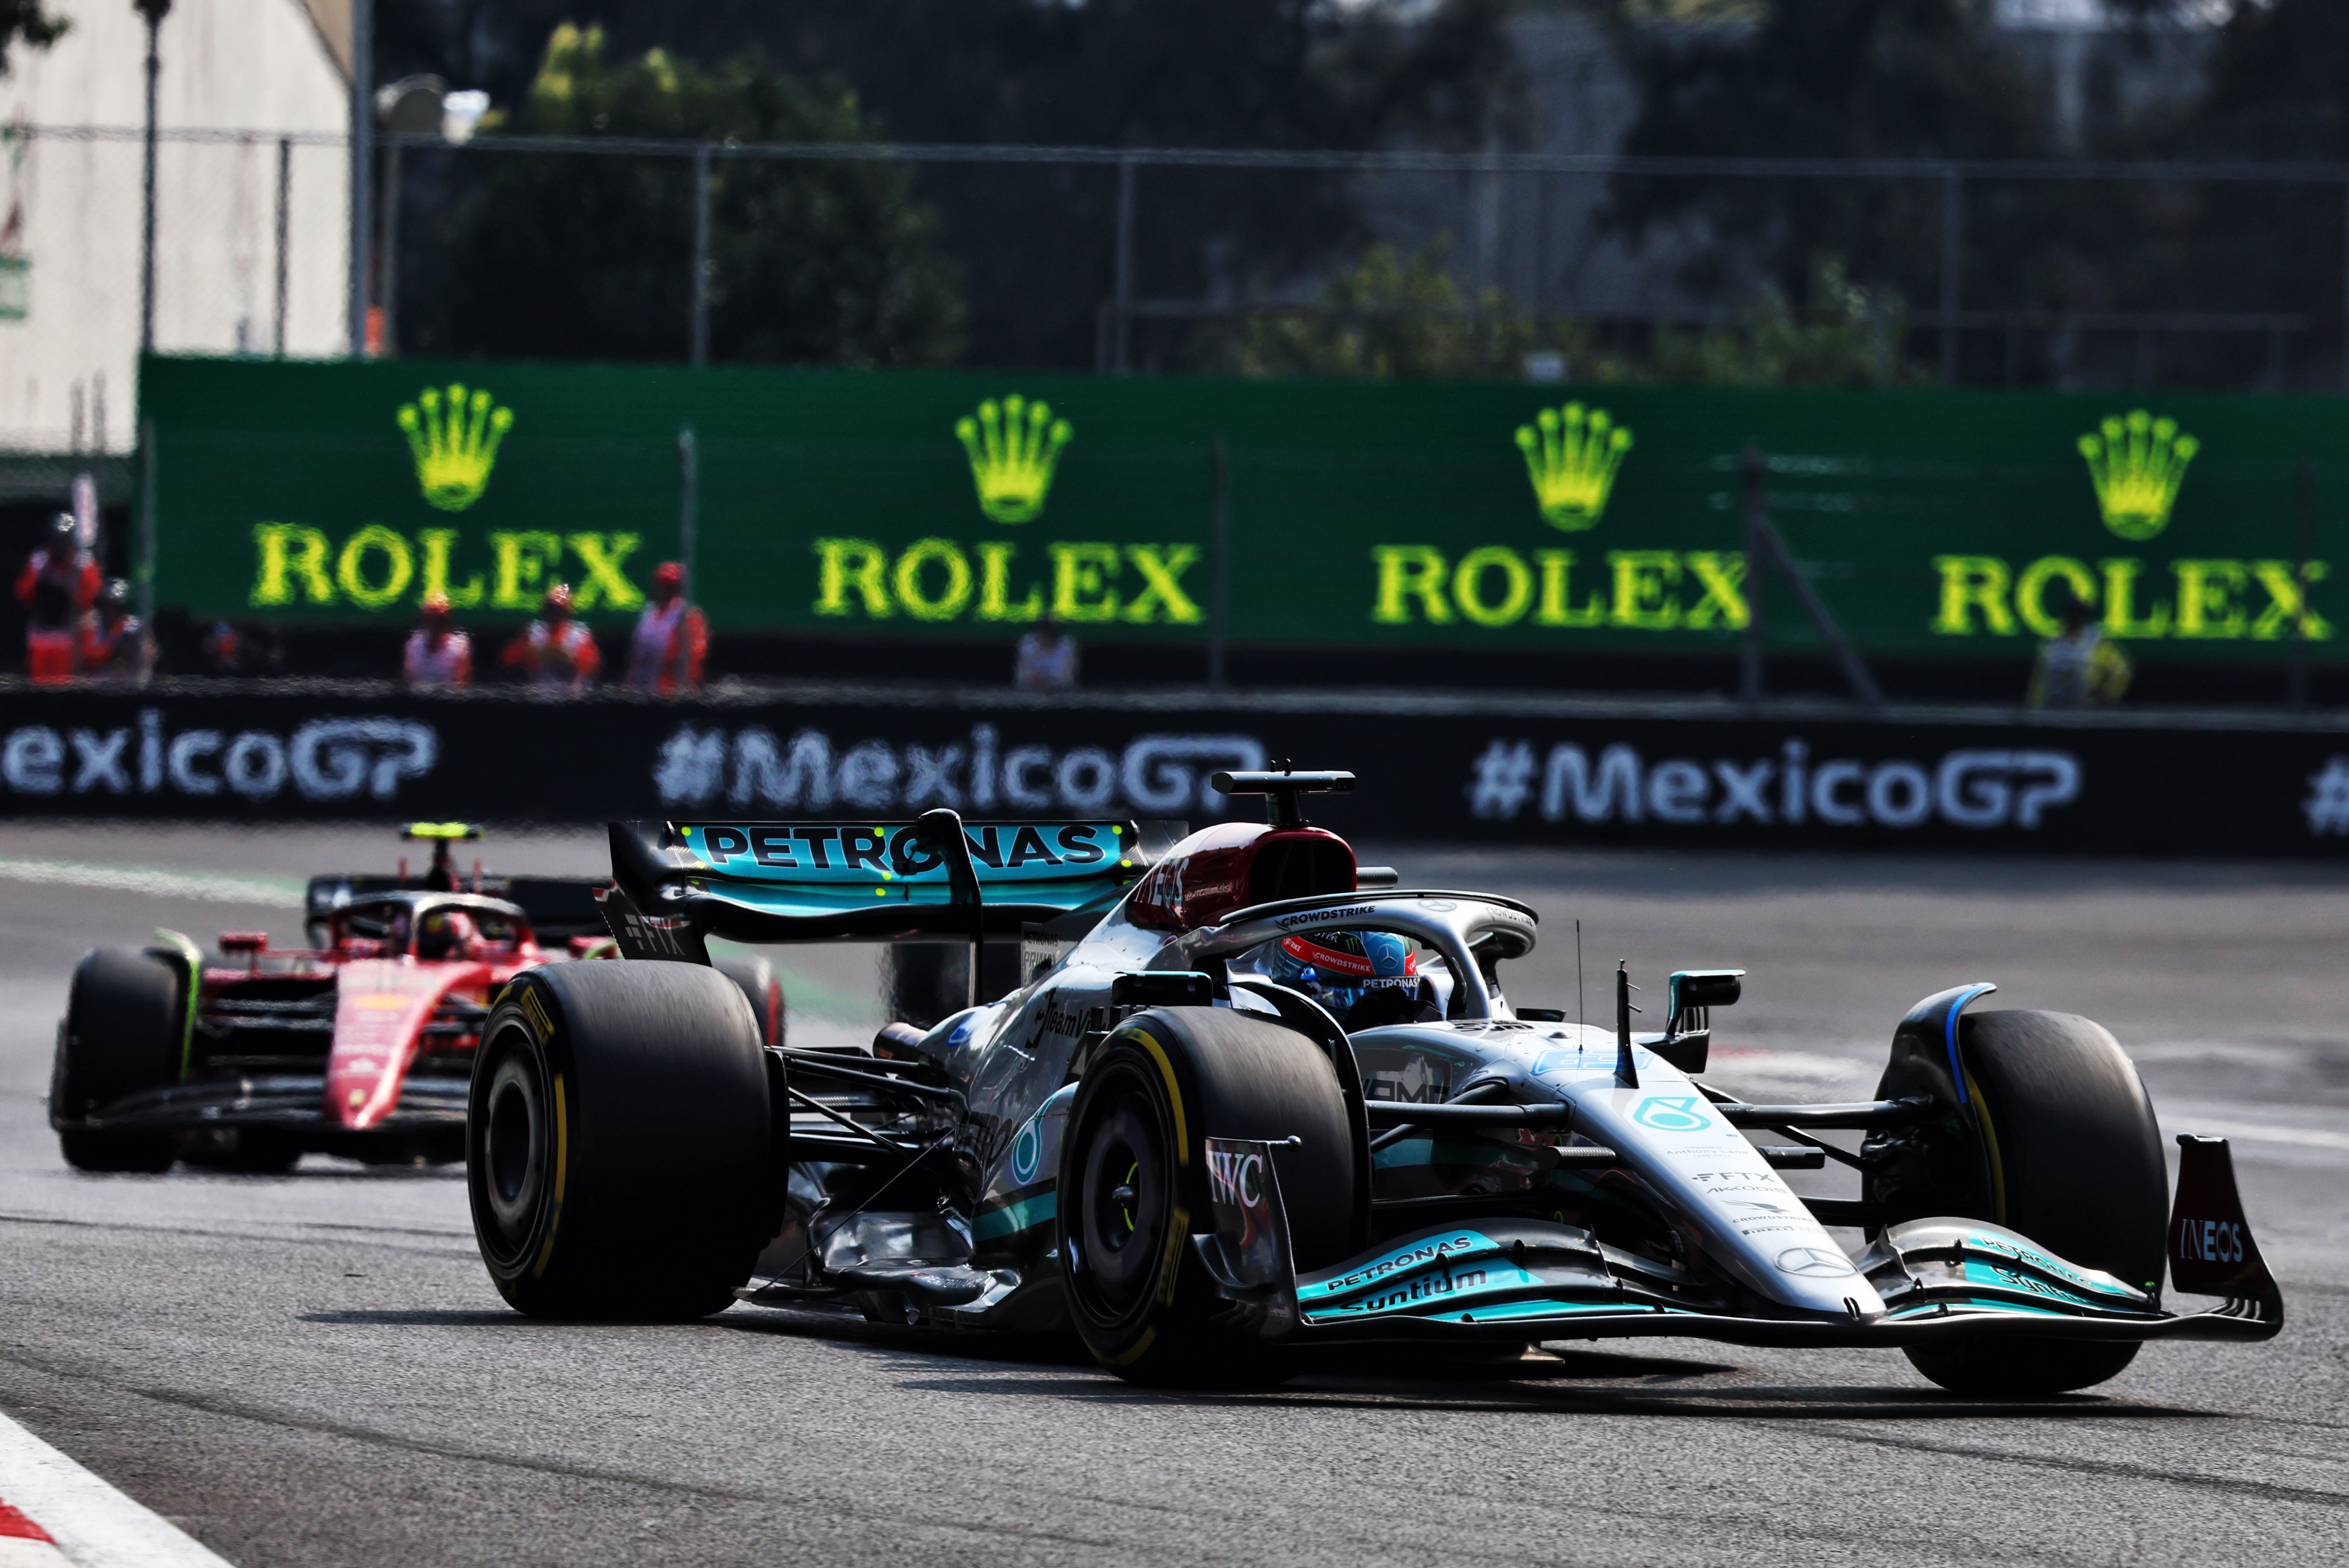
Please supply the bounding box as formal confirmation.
[531,1068,569,1279]
[1964,1067,2007,1225]
[1128,1028,1191,1310]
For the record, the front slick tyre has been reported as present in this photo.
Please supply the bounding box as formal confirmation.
[1896,1008,2166,1397]
[467,960,772,1321]
[1058,1007,1356,1390]
[53,947,186,1174]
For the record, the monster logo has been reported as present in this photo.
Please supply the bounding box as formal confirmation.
[2079,408,2199,541]
[955,395,1073,524]
[396,384,515,512]
[1515,402,1633,532]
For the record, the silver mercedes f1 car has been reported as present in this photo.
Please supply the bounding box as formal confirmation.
[463,770,2281,1394]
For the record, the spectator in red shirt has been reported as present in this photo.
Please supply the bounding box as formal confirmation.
[403,592,473,689]
[502,584,601,692]
[17,514,100,684]
[623,561,707,695]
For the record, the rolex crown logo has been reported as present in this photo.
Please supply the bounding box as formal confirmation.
[1515,402,1633,531]
[397,383,516,512]
[955,394,1072,524]
[2079,408,2198,542]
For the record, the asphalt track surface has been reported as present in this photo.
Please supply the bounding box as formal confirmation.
[0,822,2343,1567]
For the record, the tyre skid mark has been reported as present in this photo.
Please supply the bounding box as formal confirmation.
[1790,1423,2349,1510]
[2,1355,1139,1554]
[0,1211,473,1260]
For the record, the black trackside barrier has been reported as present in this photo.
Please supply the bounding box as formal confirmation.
[6,682,2349,858]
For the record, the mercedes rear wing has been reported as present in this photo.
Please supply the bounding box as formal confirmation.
[601,812,1159,985]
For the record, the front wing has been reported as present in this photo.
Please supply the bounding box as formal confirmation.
[1194,1134,2284,1351]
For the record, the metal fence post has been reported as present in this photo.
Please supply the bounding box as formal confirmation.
[2292,456,2313,709]
[1939,168,1963,385]
[136,418,158,660]
[377,140,401,356]
[2340,179,2349,392]
[1113,155,1137,373]
[273,136,291,357]
[678,423,699,690]
[690,143,712,365]
[138,3,162,354]
[348,0,372,357]
[1741,445,1765,703]
[1209,434,1230,690]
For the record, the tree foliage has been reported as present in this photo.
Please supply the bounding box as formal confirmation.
[1229,241,1538,380]
[1603,0,2047,314]
[1649,257,1915,385]
[0,0,67,71]
[411,25,963,366]
[381,0,1519,368]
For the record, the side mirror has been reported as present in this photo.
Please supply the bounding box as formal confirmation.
[1668,969,1743,1031]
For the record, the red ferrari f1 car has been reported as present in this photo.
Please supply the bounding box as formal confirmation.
[49,825,783,1172]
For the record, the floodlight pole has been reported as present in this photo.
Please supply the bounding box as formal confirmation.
[135,0,170,355]
[347,0,373,357]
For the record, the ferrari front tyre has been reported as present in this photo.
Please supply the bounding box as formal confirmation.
[466,960,774,1319]
[1887,1008,2168,1397]
[52,946,184,1173]
[1058,1006,1359,1389]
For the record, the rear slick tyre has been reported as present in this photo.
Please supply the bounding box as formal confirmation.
[466,960,773,1320]
[53,947,184,1174]
[1889,1008,2167,1397]
[1058,1006,1358,1389]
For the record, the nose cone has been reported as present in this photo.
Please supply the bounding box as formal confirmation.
[328,960,439,1130]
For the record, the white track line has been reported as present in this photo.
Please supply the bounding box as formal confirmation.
[0,859,302,908]
[0,1410,235,1568]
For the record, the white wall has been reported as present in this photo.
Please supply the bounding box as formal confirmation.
[0,0,352,454]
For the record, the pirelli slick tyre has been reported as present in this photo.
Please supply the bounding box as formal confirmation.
[714,954,787,1049]
[1884,1009,2168,1396]
[1058,1006,1357,1389]
[52,946,184,1174]
[467,960,772,1320]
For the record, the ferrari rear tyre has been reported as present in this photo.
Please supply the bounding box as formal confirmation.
[714,954,786,1049]
[1058,1006,1358,1389]
[1885,1009,2167,1397]
[467,960,773,1319]
[52,947,184,1174]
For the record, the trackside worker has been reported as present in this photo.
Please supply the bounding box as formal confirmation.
[403,592,473,689]
[17,513,99,684]
[77,578,146,683]
[623,561,706,694]
[2027,592,2130,709]
[502,583,601,692]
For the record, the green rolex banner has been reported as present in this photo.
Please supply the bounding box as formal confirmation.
[138,355,2342,664]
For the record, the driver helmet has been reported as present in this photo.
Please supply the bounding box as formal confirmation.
[1265,929,1418,1014]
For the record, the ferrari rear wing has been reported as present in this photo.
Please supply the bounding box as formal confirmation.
[601,811,1154,961]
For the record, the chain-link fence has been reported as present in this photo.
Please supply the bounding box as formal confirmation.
[16,123,2349,417]
[1,125,347,455]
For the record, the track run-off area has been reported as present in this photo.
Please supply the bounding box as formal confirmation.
[0,822,2342,1567]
